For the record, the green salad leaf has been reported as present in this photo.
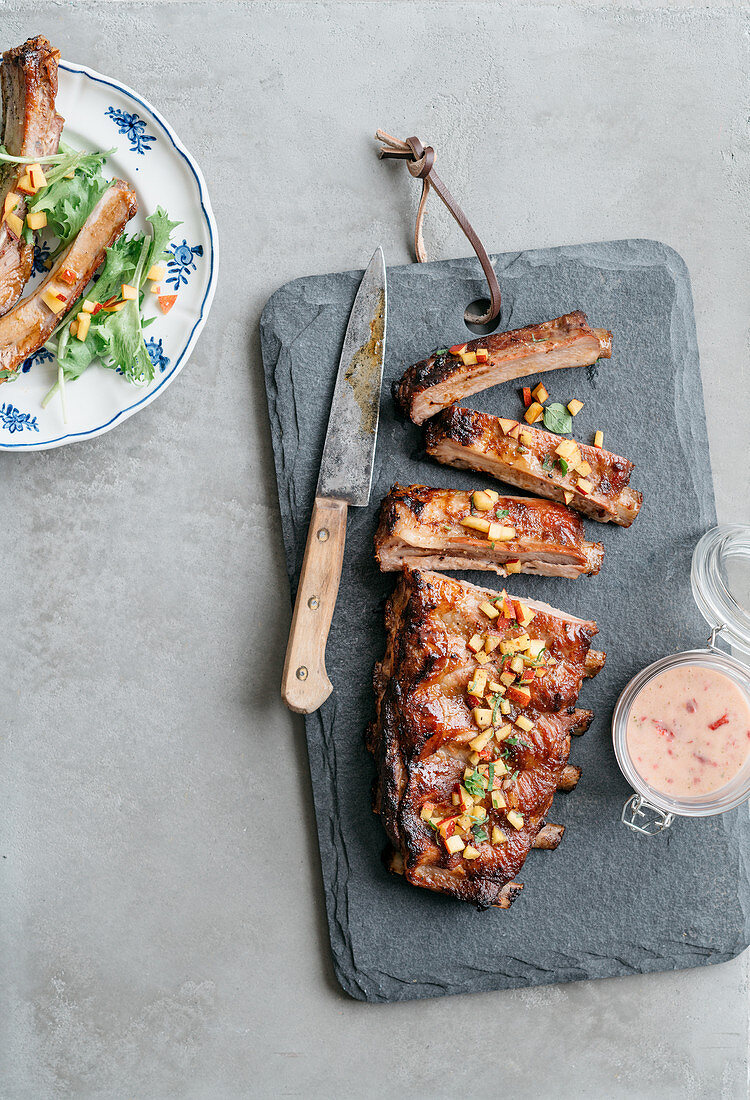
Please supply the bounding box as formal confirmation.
[26,145,115,251]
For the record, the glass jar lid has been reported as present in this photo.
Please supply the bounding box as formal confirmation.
[691,526,750,657]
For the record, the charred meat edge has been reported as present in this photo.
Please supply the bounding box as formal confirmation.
[0,179,137,381]
[368,568,603,908]
[425,405,642,527]
[375,482,604,579]
[394,311,612,425]
[0,36,64,315]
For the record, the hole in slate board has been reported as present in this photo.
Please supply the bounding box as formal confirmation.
[464,298,503,335]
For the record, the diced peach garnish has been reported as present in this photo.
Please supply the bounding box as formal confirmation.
[76,312,91,341]
[147,262,166,281]
[461,515,491,534]
[4,211,24,238]
[472,490,494,512]
[497,418,517,435]
[567,399,584,416]
[563,490,574,504]
[577,477,593,494]
[29,164,47,190]
[505,560,521,574]
[4,192,20,215]
[26,210,47,230]
[460,351,477,367]
[475,348,489,363]
[522,386,532,408]
[577,460,592,476]
[467,634,484,653]
[445,835,465,854]
[16,174,34,195]
[41,288,67,314]
[157,294,177,314]
[121,283,138,300]
[59,268,77,286]
[532,382,548,403]
[593,430,604,448]
[449,343,467,356]
[479,601,500,620]
[524,401,544,424]
[487,524,516,542]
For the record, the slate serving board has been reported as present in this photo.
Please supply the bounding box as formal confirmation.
[261,240,750,1003]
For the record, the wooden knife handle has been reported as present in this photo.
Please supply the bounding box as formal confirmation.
[281,496,348,714]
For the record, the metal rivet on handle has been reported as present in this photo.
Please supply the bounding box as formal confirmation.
[317,528,329,542]
[308,596,320,610]
[296,666,308,681]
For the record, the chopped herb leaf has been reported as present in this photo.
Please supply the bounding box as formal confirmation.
[556,457,568,475]
[488,762,495,789]
[541,456,554,472]
[434,348,448,355]
[490,695,503,726]
[543,402,573,435]
[464,770,487,798]
[505,736,531,750]
[472,825,489,843]
[495,507,509,518]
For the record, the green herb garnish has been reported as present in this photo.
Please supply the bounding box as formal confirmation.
[543,402,573,435]
[505,736,531,750]
[495,507,509,518]
[464,770,487,799]
[472,825,489,843]
[556,457,568,475]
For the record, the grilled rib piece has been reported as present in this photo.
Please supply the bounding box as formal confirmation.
[375,483,604,579]
[368,568,603,908]
[0,179,136,382]
[394,311,612,424]
[0,36,64,315]
[426,406,642,526]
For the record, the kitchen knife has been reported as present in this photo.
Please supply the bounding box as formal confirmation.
[281,246,387,714]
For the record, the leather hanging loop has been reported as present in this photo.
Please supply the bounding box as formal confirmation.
[376,129,501,326]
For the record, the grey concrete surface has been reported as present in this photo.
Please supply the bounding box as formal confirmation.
[1,2,748,1097]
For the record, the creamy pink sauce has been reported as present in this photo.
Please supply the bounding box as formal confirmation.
[626,665,750,797]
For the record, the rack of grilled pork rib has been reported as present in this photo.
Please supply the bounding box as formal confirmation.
[370,310,641,907]
[0,37,138,380]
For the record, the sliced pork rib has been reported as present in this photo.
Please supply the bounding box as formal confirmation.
[394,311,612,424]
[0,179,137,382]
[0,36,64,315]
[375,483,604,578]
[368,568,603,908]
[425,405,642,526]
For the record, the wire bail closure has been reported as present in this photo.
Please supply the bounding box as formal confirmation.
[376,130,502,327]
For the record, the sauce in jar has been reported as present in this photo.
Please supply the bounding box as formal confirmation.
[625,665,750,797]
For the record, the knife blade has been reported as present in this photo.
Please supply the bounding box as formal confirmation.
[282,246,387,713]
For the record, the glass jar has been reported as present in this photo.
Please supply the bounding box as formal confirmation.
[612,526,750,834]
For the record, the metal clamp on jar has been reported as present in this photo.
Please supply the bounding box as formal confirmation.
[613,526,750,834]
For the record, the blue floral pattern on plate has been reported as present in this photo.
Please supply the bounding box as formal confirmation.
[145,337,170,373]
[21,346,54,374]
[166,240,203,288]
[0,402,40,433]
[104,106,156,154]
[32,241,52,276]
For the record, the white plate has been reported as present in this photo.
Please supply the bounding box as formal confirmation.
[0,60,218,450]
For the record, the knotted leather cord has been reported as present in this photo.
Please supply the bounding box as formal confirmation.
[376,130,502,326]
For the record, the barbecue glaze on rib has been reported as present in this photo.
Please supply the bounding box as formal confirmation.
[425,406,642,526]
[375,483,604,578]
[394,311,612,424]
[0,36,64,315]
[0,179,137,382]
[368,568,603,908]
